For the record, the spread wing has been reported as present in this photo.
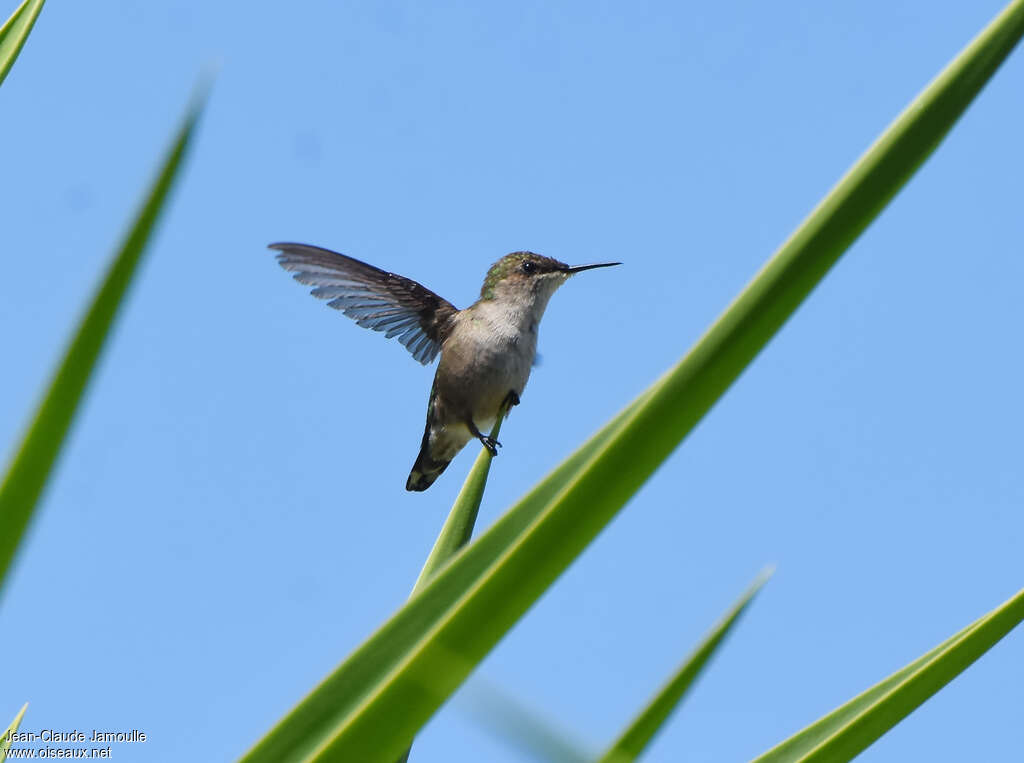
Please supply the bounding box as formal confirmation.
[271,243,458,365]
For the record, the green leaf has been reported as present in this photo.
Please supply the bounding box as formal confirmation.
[242,396,644,762]
[460,679,593,763]
[598,569,773,763]
[462,570,771,763]
[0,85,208,597]
[397,414,508,763]
[0,0,44,87]
[753,585,1024,762]
[2,704,28,761]
[409,411,508,596]
[244,2,1024,760]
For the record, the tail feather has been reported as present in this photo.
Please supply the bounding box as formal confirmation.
[406,421,451,492]
[406,448,451,491]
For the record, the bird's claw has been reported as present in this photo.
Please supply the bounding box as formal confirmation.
[503,390,520,412]
[482,436,502,456]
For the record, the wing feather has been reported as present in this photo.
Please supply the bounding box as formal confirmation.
[271,243,457,365]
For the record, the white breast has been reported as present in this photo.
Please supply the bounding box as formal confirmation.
[472,302,536,375]
[452,301,538,421]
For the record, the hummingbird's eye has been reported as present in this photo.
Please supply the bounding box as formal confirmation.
[520,260,537,275]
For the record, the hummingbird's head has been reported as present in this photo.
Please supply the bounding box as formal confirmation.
[480,252,620,305]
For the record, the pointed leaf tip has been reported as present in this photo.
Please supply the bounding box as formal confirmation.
[0,81,208,596]
[753,585,1024,762]
[2,704,29,758]
[598,570,772,762]
[0,0,46,87]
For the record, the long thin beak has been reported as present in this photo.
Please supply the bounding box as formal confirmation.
[564,262,621,274]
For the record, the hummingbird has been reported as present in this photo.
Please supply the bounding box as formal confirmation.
[271,243,620,491]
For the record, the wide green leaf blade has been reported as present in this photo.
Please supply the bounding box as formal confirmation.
[0,0,44,87]
[753,586,1024,762]
[243,396,646,762]
[598,569,773,763]
[244,2,1024,760]
[0,88,207,597]
[1,704,28,761]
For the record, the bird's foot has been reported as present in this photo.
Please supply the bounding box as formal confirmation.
[480,435,502,456]
[503,390,521,412]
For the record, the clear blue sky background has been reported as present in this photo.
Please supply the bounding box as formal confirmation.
[1,1,1022,761]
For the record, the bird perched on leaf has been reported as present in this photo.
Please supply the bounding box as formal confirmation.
[272,243,619,491]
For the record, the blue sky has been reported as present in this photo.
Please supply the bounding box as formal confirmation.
[1,1,1022,761]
